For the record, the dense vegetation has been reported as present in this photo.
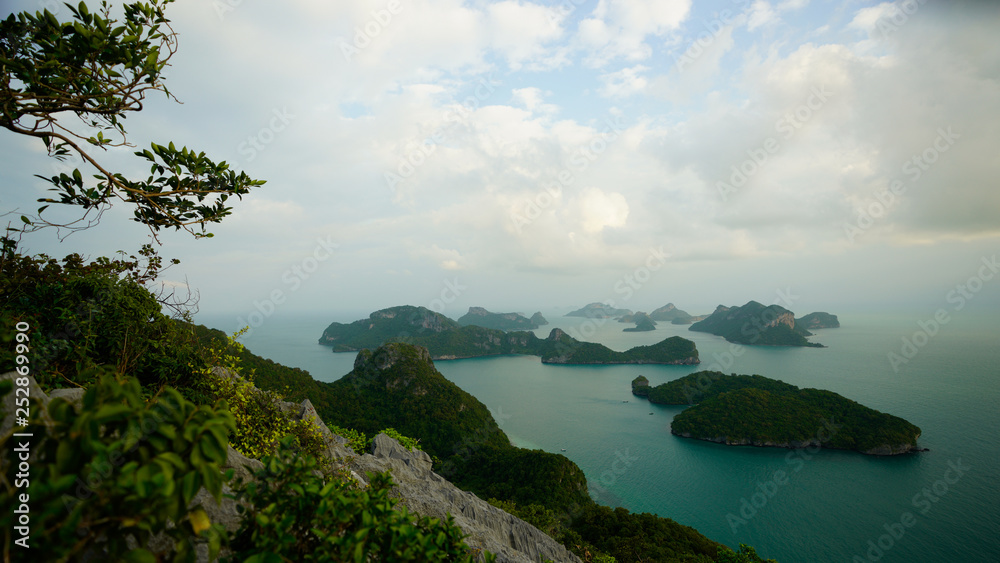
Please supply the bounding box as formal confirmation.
[457,306,544,330]
[688,301,823,347]
[319,305,701,365]
[314,343,733,562]
[636,373,922,454]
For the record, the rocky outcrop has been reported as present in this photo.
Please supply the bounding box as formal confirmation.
[649,303,695,324]
[566,302,631,318]
[352,434,581,563]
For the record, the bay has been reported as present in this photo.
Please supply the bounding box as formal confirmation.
[196,310,1000,563]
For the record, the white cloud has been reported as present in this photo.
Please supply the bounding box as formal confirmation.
[578,0,692,65]
[598,65,650,98]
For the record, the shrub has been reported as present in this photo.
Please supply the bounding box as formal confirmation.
[225,436,495,562]
[0,370,235,561]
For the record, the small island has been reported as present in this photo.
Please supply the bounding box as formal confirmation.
[529,312,549,326]
[795,312,840,330]
[649,303,695,325]
[623,313,657,332]
[566,302,631,318]
[689,301,828,347]
[634,372,923,456]
[319,306,700,365]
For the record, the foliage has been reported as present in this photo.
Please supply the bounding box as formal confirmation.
[0,0,264,239]
[716,543,777,563]
[645,372,798,405]
[0,371,234,561]
[328,424,368,454]
[225,436,495,563]
[571,505,720,563]
[0,249,207,398]
[200,329,331,470]
[657,373,922,452]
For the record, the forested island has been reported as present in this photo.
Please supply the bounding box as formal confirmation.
[623,313,657,332]
[649,303,700,324]
[457,306,545,330]
[633,372,923,455]
[566,302,632,318]
[319,306,700,365]
[689,301,830,347]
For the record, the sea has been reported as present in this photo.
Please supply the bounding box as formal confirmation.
[196,309,1000,563]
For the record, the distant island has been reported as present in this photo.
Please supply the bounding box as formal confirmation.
[457,306,545,331]
[566,302,631,318]
[795,311,840,330]
[689,301,831,347]
[632,372,923,455]
[622,313,657,332]
[319,306,700,365]
[648,303,700,325]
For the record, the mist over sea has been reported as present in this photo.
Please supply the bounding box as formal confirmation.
[197,309,1000,563]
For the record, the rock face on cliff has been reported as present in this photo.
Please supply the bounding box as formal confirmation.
[352,434,582,563]
[689,301,824,347]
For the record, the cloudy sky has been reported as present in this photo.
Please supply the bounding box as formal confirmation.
[2,0,999,324]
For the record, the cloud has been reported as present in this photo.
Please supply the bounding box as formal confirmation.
[598,65,650,98]
[578,0,692,66]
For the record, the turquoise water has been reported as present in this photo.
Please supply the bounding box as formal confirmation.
[198,311,1000,563]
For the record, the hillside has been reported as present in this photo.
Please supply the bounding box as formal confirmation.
[688,301,824,347]
[636,372,923,455]
[318,342,726,563]
[320,306,700,365]
[795,312,841,330]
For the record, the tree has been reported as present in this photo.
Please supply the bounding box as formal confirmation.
[0,0,264,240]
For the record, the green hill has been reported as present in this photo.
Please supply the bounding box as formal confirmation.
[457,306,542,330]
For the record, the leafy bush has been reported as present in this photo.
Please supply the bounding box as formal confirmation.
[225,436,495,563]
[0,249,208,399]
[0,371,234,561]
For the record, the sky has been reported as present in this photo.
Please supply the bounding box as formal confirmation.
[2,0,999,327]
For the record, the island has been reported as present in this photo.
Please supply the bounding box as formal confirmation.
[634,371,923,455]
[688,301,827,347]
[649,303,696,324]
[529,312,549,326]
[566,302,631,318]
[623,313,657,332]
[457,306,543,330]
[795,311,840,330]
[319,306,700,365]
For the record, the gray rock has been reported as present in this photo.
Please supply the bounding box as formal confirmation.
[352,433,582,563]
